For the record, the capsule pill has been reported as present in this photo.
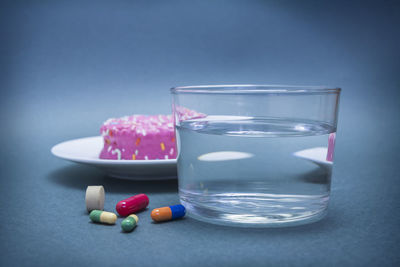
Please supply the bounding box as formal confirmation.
[121,214,139,232]
[90,210,117,225]
[116,194,149,217]
[151,205,186,222]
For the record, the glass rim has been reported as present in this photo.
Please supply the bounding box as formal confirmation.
[170,84,341,94]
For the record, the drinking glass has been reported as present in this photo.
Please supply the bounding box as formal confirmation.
[171,85,341,227]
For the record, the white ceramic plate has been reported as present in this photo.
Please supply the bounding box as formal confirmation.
[293,147,333,169]
[51,136,177,180]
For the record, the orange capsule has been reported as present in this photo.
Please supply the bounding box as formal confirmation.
[151,205,186,222]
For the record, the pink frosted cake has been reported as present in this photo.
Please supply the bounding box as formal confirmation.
[99,115,176,160]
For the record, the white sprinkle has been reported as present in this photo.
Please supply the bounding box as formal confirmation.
[169,148,174,155]
[107,146,112,152]
[122,149,125,152]
[165,155,169,159]
[142,129,147,136]
[158,115,164,122]
[144,156,148,160]
[104,119,113,125]
[167,123,173,127]
[135,149,138,155]
[111,149,121,160]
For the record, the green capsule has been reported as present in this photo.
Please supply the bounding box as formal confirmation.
[121,214,139,232]
[90,210,117,225]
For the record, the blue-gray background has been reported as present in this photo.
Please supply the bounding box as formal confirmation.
[1,0,399,266]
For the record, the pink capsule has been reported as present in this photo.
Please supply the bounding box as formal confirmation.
[116,194,149,217]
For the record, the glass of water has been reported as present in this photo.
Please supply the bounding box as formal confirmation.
[171,85,341,227]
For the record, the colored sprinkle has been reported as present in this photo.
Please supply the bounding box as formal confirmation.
[160,142,165,151]
[109,130,113,137]
[135,138,141,146]
[172,137,175,142]
[106,139,110,145]
[132,154,136,160]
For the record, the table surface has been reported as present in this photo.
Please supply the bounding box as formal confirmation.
[1,1,399,266]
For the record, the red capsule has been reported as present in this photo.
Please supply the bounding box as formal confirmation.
[116,194,149,216]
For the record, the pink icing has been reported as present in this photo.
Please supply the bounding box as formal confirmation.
[175,106,206,121]
[99,115,176,160]
[326,132,336,162]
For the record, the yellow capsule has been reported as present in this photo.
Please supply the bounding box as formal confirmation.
[90,210,117,225]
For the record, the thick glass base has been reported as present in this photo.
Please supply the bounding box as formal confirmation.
[180,191,329,227]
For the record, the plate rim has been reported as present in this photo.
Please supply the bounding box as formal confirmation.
[293,147,333,166]
[51,136,177,166]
